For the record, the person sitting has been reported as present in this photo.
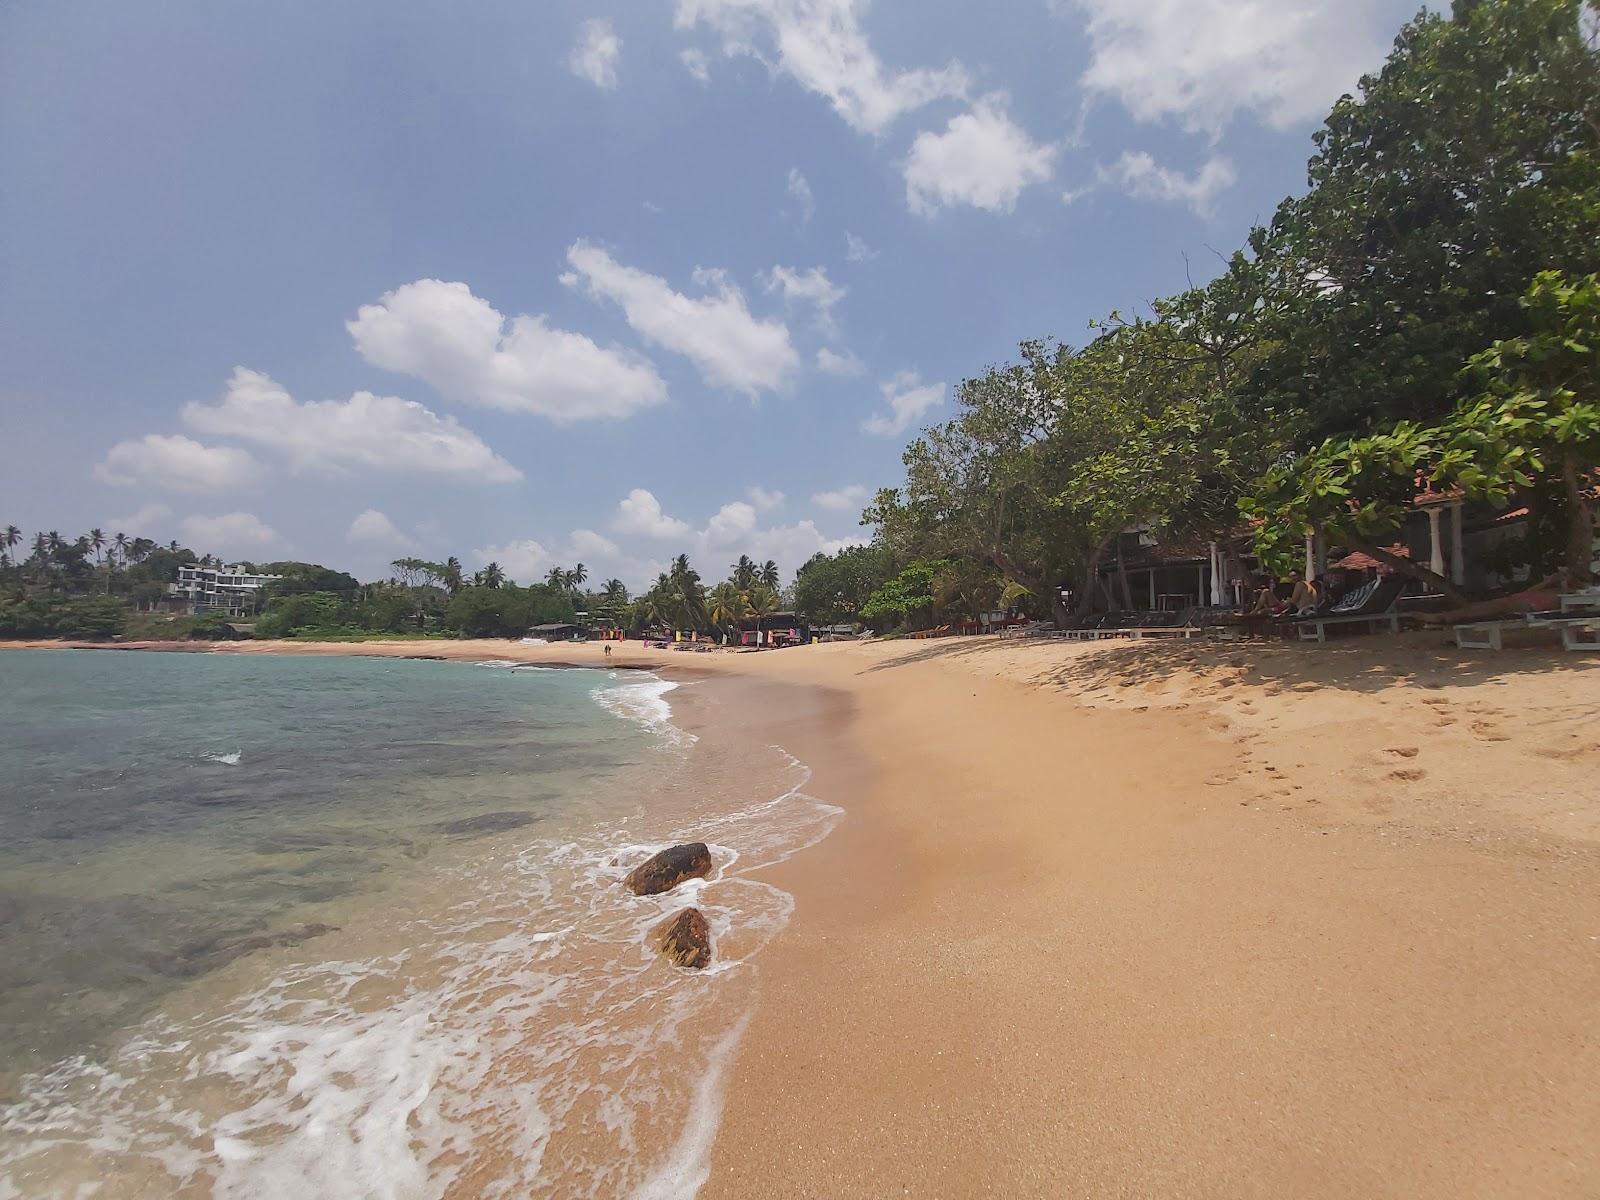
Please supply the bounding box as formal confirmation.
[1289,573,1321,616]
[1249,579,1287,616]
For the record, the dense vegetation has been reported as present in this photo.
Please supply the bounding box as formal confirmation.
[7,2,1595,644]
[831,0,1600,631]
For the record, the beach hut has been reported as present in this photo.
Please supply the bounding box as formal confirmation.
[528,622,586,641]
[734,612,808,647]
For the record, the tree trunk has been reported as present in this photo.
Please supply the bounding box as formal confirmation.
[1344,532,1467,603]
[1115,540,1133,611]
[1561,451,1596,588]
[1074,537,1112,618]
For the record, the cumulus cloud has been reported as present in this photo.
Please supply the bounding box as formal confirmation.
[349,279,666,423]
[480,538,552,582]
[180,511,281,553]
[183,368,522,482]
[565,241,798,396]
[1097,150,1236,216]
[1069,0,1390,136]
[568,18,621,89]
[787,167,816,225]
[674,0,968,135]
[95,434,263,493]
[844,232,878,262]
[680,46,712,81]
[613,488,694,539]
[347,509,414,548]
[903,96,1057,216]
[812,483,869,511]
[106,502,172,533]
[747,486,785,511]
[763,265,846,334]
[815,346,866,376]
[863,369,945,436]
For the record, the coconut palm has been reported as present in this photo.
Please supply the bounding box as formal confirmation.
[730,554,757,590]
[706,581,750,643]
[746,583,779,647]
[602,578,628,605]
[569,563,588,592]
[443,557,464,593]
[480,561,505,589]
[759,559,780,592]
[2,524,18,565]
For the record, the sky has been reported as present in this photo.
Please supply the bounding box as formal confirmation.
[1,0,1427,589]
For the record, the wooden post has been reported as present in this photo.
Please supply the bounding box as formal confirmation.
[1450,501,1466,587]
[1427,507,1445,579]
[1304,532,1316,581]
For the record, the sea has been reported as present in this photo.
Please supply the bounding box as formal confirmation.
[0,649,840,1199]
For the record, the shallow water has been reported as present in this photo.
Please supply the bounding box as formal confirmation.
[0,651,840,1198]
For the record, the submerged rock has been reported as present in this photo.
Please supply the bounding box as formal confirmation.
[623,842,713,895]
[435,810,537,837]
[652,907,712,970]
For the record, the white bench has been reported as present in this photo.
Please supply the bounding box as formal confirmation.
[1454,615,1600,652]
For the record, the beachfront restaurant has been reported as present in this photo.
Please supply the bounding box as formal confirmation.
[528,621,586,641]
[734,612,808,647]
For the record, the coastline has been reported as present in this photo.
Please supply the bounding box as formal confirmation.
[8,634,1600,1196]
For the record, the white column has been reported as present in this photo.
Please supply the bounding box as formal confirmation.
[1450,501,1466,587]
[1304,532,1316,581]
[1209,541,1224,605]
[1427,507,1445,578]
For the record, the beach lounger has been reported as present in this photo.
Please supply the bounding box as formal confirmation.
[1295,577,1404,642]
[1456,614,1600,652]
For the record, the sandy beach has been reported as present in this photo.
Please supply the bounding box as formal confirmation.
[11,632,1600,1197]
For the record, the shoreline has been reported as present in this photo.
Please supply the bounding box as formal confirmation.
[7,635,1600,1195]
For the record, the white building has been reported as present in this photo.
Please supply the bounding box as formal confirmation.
[169,564,283,616]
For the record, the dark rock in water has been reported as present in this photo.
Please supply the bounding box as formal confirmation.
[652,907,712,970]
[435,810,537,836]
[159,921,342,978]
[623,842,712,895]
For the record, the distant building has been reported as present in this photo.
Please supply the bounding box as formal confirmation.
[734,612,807,647]
[169,564,283,617]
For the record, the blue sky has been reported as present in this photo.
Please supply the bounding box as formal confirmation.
[1,0,1424,587]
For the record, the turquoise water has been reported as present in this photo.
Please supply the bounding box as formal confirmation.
[0,649,841,1199]
[0,651,650,1085]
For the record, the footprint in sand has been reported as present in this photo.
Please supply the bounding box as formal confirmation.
[1471,720,1510,742]
[1389,767,1427,782]
[1385,746,1421,759]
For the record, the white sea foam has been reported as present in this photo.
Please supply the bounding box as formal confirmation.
[0,717,841,1199]
[590,675,696,748]
[201,750,242,766]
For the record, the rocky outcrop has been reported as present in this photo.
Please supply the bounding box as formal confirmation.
[623,842,713,896]
[652,907,712,970]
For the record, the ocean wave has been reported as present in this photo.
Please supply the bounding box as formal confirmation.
[200,750,242,766]
[590,675,696,748]
[0,733,841,1199]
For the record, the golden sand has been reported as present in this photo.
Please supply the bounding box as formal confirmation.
[13,633,1600,1196]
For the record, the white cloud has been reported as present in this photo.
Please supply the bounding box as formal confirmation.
[680,46,712,82]
[183,368,522,482]
[1070,0,1390,136]
[106,502,172,533]
[568,18,621,90]
[347,509,414,549]
[349,279,666,423]
[903,96,1057,217]
[863,369,945,436]
[613,488,694,540]
[473,538,550,583]
[565,241,799,396]
[702,500,759,547]
[763,265,845,334]
[1097,151,1236,216]
[747,486,785,511]
[674,0,968,135]
[787,167,816,224]
[180,511,281,553]
[569,528,621,559]
[815,346,865,377]
[844,232,878,262]
[95,434,263,493]
[812,484,869,511]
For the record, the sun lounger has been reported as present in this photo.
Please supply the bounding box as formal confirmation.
[1295,577,1405,642]
[1456,613,1600,652]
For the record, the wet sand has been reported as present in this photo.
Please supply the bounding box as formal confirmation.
[9,633,1600,1196]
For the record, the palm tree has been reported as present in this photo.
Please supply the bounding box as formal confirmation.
[480,561,505,589]
[569,563,588,592]
[545,566,567,590]
[707,581,750,644]
[2,524,18,566]
[746,583,778,647]
[731,554,756,590]
[444,557,464,593]
[602,578,628,605]
[759,559,780,592]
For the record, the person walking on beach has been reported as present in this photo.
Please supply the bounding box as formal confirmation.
[604,642,613,663]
